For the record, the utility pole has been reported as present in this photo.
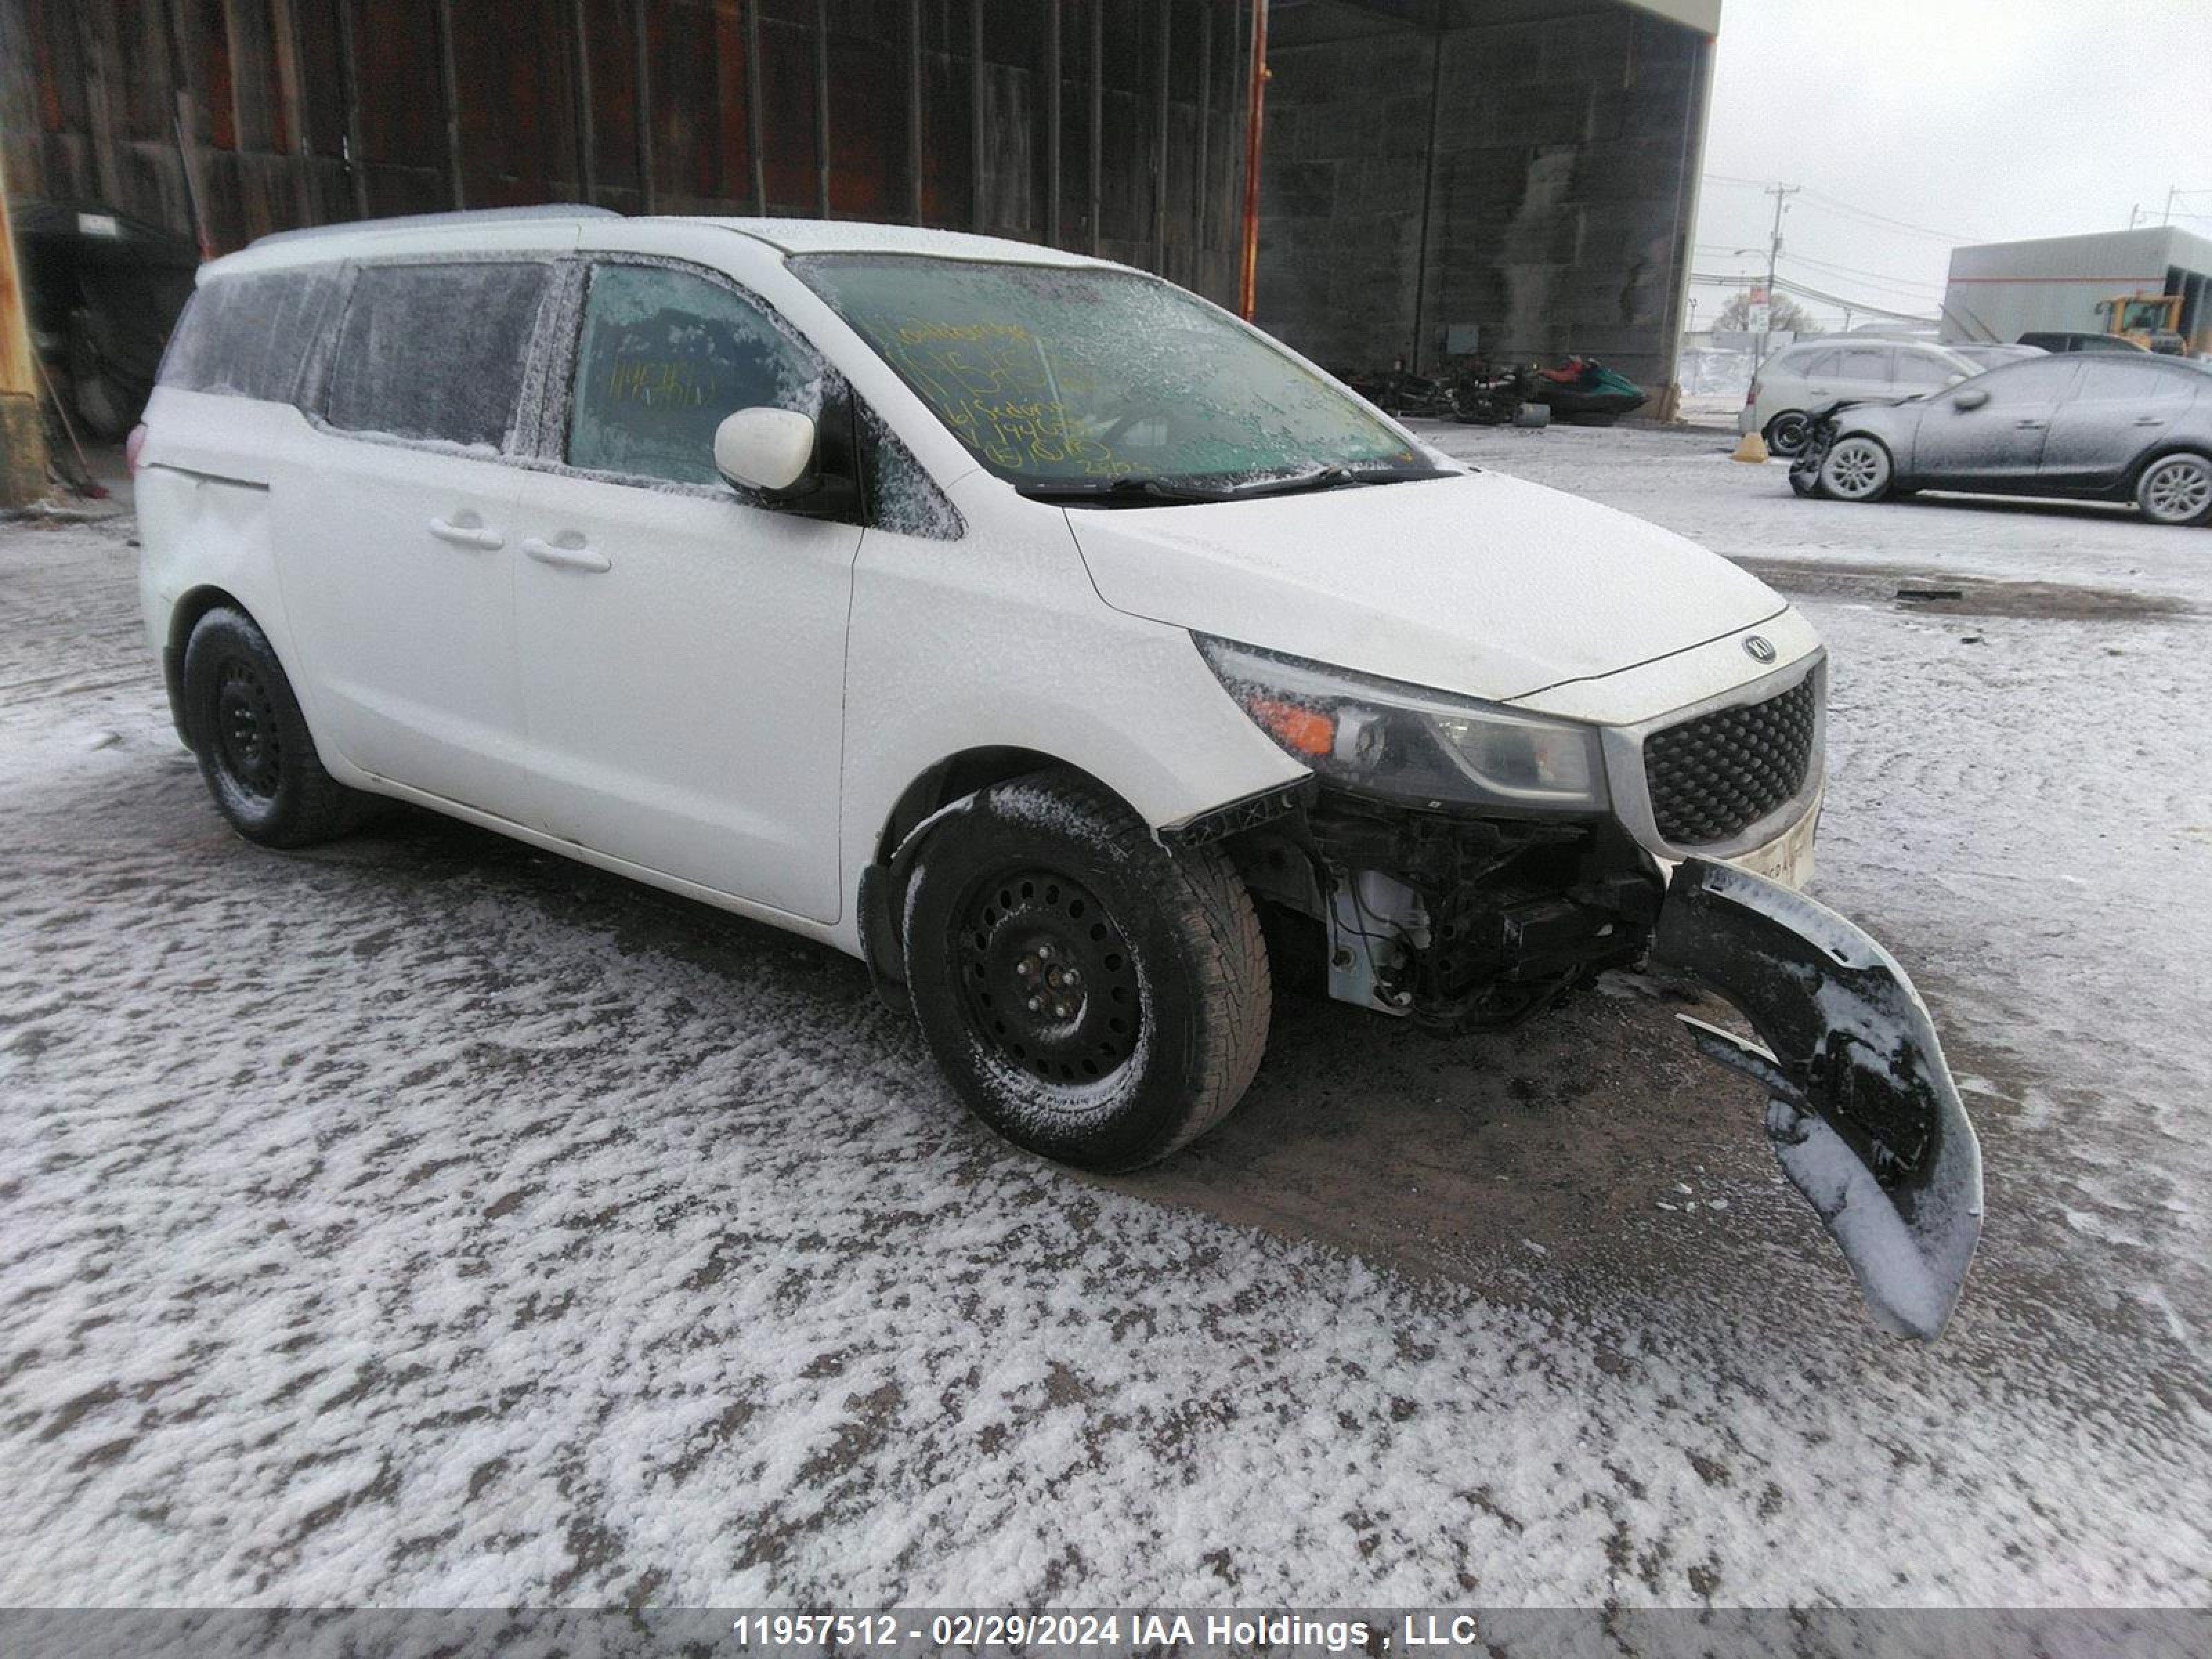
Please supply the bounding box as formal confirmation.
[1755,182,1799,375]
[0,152,50,508]
[2162,186,2178,227]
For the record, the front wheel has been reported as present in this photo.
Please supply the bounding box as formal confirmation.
[2135,452,2212,526]
[902,771,1271,1172]
[1817,434,1894,503]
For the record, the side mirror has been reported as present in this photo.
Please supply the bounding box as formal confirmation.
[713,408,819,500]
[1953,386,1990,411]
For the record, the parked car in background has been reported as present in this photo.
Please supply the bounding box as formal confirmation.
[1947,342,2047,372]
[1741,339,1980,457]
[2016,330,2148,355]
[131,207,1983,1337]
[1793,351,2212,524]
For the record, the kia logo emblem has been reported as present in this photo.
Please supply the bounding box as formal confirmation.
[1743,635,1777,663]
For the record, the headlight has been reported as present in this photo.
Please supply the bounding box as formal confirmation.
[1196,635,1608,812]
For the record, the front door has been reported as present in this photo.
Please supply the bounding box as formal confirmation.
[510,259,863,923]
[1909,356,2081,488]
[275,259,556,821]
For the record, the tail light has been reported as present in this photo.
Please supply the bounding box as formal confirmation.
[125,423,149,476]
[1745,382,1759,406]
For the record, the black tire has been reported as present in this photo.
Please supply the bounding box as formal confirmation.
[182,606,366,847]
[902,769,1271,1172]
[1765,411,1812,458]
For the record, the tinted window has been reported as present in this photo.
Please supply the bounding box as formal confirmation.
[159,268,345,404]
[325,262,551,449]
[1794,350,1838,377]
[1895,351,1961,388]
[567,263,821,487]
[1838,348,1892,382]
[2077,361,2191,400]
[1969,358,2079,403]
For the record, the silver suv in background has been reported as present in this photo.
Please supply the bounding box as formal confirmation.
[1742,339,1980,458]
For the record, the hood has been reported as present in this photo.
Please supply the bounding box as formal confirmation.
[1065,470,1788,704]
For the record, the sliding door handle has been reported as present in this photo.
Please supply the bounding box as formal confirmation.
[523,536,612,574]
[428,516,505,550]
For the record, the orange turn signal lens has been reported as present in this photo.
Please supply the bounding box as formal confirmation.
[1249,697,1336,758]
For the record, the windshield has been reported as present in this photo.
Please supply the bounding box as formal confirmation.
[792,254,1427,492]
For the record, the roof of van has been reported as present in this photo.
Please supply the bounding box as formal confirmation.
[208,208,1116,278]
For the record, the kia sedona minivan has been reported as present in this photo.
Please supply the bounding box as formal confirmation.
[136,207,1981,1338]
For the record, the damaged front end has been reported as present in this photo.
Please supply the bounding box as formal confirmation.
[1192,637,1980,1340]
[1652,859,1983,1340]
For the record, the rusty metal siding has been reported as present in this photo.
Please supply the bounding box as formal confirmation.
[0,0,1250,305]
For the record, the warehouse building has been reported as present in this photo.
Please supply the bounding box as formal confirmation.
[0,0,1718,427]
[1942,225,2212,357]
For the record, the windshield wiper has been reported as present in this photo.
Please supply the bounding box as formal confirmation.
[1013,477,1237,505]
[1017,465,1458,507]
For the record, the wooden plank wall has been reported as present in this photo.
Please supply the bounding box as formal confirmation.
[0,0,1250,301]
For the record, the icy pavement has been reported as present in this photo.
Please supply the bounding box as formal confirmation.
[2,435,2209,1608]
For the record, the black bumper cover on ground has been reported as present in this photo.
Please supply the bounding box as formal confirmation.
[1653,858,1984,1340]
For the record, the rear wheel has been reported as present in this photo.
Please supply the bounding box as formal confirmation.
[2135,452,2212,526]
[182,606,366,847]
[1817,434,1894,503]
[902,770,1271,1171]
[1765,411,1813,458]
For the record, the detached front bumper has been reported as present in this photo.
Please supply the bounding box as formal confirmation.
[1653,858,1984,1340]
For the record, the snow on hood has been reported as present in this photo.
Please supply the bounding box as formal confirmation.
[1065,470,1790,704]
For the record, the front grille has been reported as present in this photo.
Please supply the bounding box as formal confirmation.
[1644,673,1817,846]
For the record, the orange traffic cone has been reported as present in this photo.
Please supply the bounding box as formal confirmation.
[1733,431,1770,464]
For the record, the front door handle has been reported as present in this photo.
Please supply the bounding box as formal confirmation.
[2134,416,2168,427]
[428,516,505,550]
[523,536,612,574]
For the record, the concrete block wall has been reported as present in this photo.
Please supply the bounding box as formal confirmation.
[1256,0,1712,390]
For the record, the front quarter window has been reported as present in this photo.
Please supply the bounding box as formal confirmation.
[792,254,1427,492]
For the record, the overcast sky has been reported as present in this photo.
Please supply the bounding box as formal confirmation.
[1689,0,2212,330]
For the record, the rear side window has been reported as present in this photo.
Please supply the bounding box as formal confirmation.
[565,262,821,487]
[325,262,552,450]
[2077,362,2190,401]
[1794,350,1838,377]
[159,268,344,404]
[1838,347,1892,382]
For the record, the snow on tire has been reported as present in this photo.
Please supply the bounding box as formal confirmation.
[901,769,1271,1172]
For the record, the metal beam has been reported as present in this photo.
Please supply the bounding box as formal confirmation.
[1194,3,1212,273]
[1087,0,1102,256]
[570,0,598,203]
[1045,0,1062,247]
[745,0,766,212]
[635,0,657,212]
[1151,0,1169,274]
[334,0,370,217]
[906,0,923,224]
[433,0,465,209]
[268,0,319,224]
[814,0,831,218]
[968,0,984,231]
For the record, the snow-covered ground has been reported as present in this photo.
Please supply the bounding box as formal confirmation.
[3,429,2209,1609]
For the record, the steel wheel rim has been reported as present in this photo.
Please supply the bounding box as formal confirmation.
[954,868,1142,1087]
[2144,458,2211,522]
[212,658,282,799]
[1826,439,1886,498]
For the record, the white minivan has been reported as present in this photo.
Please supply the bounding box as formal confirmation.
[135,207,1980,1337]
